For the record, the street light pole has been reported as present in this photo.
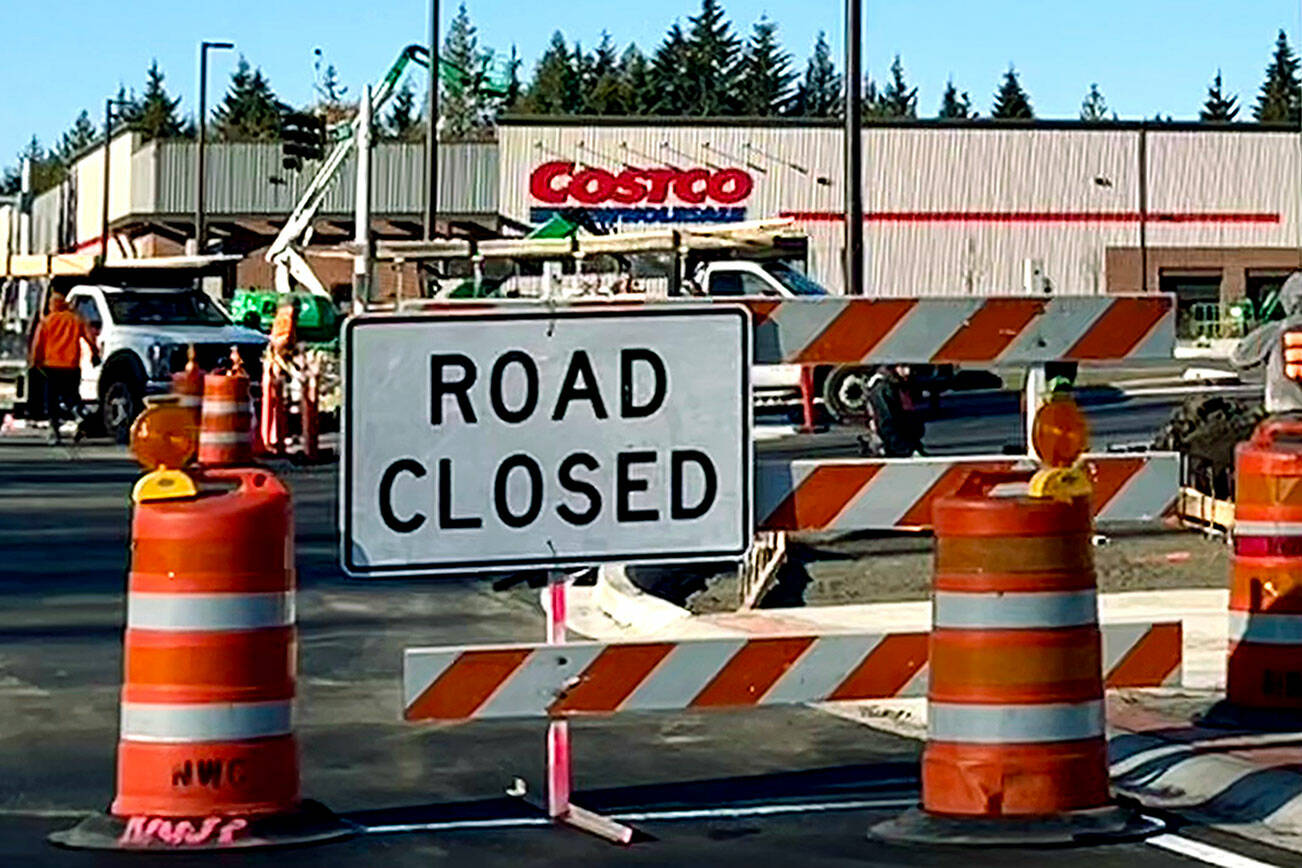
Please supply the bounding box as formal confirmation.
[195,40,234,255]
[423,0,439,242]
[844,0,864,296]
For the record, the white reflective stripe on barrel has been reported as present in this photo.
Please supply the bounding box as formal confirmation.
[1234,520,1302,537]
[201,400,250,415]
[127,592,295,631]
[1228,611,1302,644]
[928,700,1104,743]
[120,701,293,742]
[176,395,201,407]
[198,431,252,444]
[932,590,1098,630]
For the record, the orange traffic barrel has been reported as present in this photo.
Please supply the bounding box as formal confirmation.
[197,352,254,467]
[50,467,350,850]
[171,345,204,426]
[1225,419,1302,715]
[873,474,1154,844]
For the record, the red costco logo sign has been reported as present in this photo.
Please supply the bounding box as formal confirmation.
[530,161,754,205]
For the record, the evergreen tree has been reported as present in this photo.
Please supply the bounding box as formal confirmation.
[523,31,578,113]
[649,22,693,114]
[937,79,972,119]
[862,77,889,119]
[991,66,1033,119]
[683,0,740,115]
[135,60,185,140]
[736,16,794,116]
[879,55,917,118]
[583,32,625,114]
[619,45,652,114]
[1201,69,1239,122]
[1080,82,1111,121]
[504,44,523,111]
[384,77,420,140]
[211,56,282,141]
[1255,30,1300,122]
[112,84,142,128]
[441,2,494,137]
[59,110,99,159]
[789,30,841,117]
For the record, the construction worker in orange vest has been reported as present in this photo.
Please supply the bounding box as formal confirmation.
[260,296,298,454]
[29,290,101,444]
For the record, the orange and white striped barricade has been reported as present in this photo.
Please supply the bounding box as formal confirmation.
[51,466,351,851]
[403,623,1179,722]
[872,478,1158,844]
[198,352,255,467]
[742,296,1173,367]
[1206,418,1302,727]
[756,453,1179,533]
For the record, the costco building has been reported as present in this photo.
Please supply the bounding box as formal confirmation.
[6,117,1302,328]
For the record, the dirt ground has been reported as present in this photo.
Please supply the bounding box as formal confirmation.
[678,528,1229,614]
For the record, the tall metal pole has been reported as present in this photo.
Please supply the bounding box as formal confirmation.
[844,0,865,296]
[195,41,234,256]
[353,85,374,312]
[100,98,113,264]
[423,0,440,241]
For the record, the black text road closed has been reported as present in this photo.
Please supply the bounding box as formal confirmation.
[342,306,751,576]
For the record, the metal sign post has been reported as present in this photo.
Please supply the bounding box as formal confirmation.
[543,571,633,844]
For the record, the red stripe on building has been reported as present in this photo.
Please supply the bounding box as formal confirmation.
[794,299,917,364]
[403,649,531,721]
[690,637,816,708]
[826,633,930,701]
[547,643,675,716]
[1104,624,1182,688]
[1067,298,1170,360]
[931,299,1046,362]
[780,211,1280,224]
[762,464,882,530]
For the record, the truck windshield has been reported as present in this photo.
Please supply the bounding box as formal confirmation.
[106,291,231,326]
[763,261,827,296]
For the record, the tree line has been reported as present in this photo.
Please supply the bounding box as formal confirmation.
[6,0,1302,196]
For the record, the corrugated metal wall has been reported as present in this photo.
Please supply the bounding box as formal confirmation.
[498,123,1302,296]
[152,141,497,215]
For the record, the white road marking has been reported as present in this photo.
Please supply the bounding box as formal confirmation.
[360,796,918,834]
[1147,833,1283,868]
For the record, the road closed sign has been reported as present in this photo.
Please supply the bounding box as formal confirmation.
[342,306,751,576]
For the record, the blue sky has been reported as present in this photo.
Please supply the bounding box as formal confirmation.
[2,0,1299,165]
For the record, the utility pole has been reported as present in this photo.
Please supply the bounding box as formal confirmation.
[353,85,374,312]
[423,0,439,242]
[195,40,235,255]
[844,0,865,295]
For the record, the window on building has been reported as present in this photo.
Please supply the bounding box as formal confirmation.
[1159,272,1222,340]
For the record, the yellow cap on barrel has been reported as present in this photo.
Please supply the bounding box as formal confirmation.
[129,404,199,503]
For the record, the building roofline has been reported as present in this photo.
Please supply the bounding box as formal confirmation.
[498,114,1301,134]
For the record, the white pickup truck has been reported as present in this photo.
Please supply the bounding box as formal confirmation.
[694,260,955,421]
[57,285,267,441]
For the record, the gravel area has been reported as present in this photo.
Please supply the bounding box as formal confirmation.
[674,529,1229,614]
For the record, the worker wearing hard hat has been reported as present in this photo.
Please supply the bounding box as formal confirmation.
[29,290,100,444]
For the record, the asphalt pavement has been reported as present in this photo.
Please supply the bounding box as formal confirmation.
[0,382,1294,866]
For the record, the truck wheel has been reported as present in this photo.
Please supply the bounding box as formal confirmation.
[102,375,143,445]
[823,366,875,423]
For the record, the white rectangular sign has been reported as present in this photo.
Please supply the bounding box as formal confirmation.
[343,306,752,576]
